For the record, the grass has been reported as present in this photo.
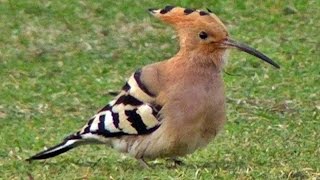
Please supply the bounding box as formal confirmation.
[0,0,319,179]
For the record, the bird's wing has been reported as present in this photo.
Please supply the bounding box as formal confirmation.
[77,69,162,139]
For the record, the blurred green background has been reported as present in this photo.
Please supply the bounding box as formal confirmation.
[0,0,319,179]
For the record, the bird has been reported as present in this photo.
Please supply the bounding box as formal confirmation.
[27,6,280,168]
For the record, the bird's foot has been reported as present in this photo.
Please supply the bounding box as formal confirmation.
[167,157,184,167]
[138,158,151,169]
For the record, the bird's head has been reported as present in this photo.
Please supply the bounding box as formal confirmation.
[149,6,280,69]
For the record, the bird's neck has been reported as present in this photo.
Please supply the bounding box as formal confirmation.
[172,48,227,73]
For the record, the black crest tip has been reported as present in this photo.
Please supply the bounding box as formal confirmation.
[199,10,209,16]
[148,8,157,14]
[184,8,195,15]
[207,8,213,13]
[160,5,175,14]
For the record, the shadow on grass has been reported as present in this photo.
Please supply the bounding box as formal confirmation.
[25,156,248,171]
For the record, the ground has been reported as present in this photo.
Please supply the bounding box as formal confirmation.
[0,0,319,179]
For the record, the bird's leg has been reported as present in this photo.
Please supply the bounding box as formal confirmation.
[138,158,150,169]
[167,157,183,167]
[172,157,183,166]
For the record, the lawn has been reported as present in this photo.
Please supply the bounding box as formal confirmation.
[0,0,319,179]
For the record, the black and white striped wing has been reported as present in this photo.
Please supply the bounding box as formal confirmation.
[27,69,162,161]
[78,69,162,139]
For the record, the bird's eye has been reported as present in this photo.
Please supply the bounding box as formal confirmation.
[199,31,208,40]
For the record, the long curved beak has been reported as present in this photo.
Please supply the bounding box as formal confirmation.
[223,39,280,69]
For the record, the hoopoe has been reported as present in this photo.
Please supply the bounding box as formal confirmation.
[27,6,279,167]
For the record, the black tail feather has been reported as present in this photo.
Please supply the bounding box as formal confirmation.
[27,134,82,161]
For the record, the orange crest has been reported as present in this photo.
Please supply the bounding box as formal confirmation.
[149,6,226,30]
[148,6,229,51]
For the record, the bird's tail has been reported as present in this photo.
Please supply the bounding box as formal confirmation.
[27,133,87,161]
